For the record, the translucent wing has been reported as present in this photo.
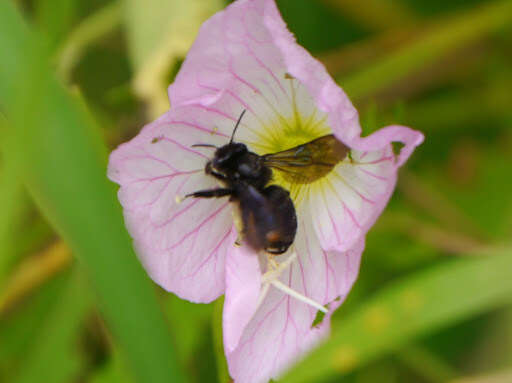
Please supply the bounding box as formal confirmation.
[263,135,350,184]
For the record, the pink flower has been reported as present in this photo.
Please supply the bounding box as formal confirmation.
[108,0,424,382]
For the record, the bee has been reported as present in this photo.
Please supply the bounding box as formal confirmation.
[187,110,349,254]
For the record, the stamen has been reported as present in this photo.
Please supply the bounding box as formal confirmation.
[259,250,328,313]
[261,251,297,284]
[271,280,328,313]
[255,283,270,312]
[175,195,185,204]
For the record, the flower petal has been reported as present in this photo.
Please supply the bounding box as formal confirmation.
[108,108,239,303]
[309,144,393,252]
[167,0,327,152]
[223,244,262,353]
[226,213,364,383]
[260,0,362,143]
[309,126,423,252]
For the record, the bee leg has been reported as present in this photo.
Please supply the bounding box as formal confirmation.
[186,188,233,199]
[234,233,243,247]
[205,162,227,181]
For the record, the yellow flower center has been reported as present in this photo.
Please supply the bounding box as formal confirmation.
[249,108,349,207]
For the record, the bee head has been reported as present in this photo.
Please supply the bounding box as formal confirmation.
[212,142,247,171]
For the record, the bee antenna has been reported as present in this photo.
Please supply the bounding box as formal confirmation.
[191,144,218,149]
[229,109,247,143]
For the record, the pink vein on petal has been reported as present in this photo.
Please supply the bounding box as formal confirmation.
[189,104,237,122]
[321,187,342,244]
[344,203,362,229]
[245,40,289,98]
[332,171,376,205]
[360,168,389,181]
[130,169,200,184]
[355,155,394,166]
[169,202,230,249]
[166,119,230,138]
[155,199,200,228]
[184,228,233,279]
[228,64,261,94]
[326,179,363,229]
[124,153,176,172]
[160,137,210,159]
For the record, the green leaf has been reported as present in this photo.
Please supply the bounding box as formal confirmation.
[281,249,512,382]
[0,2,184,383]
[124,0,224,116]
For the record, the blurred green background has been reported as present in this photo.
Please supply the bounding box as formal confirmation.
[1,0,511,382]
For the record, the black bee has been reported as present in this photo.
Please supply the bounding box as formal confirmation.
[188,110,349,254]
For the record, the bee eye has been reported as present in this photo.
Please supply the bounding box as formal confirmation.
[213,157,226,168]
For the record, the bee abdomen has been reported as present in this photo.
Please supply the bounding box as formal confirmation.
[239,184,297,255]
[261,185,297,254]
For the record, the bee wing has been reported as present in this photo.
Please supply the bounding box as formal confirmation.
[262,135,350,183]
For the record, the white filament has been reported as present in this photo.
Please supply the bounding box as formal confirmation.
[257,250,328,313]
[270,280,328,313]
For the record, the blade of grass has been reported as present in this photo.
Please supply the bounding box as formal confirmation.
[213,297,230,383]
[90,348,135,383]
[14,268,91,383]
[0,119,24,282]
[0,241,71,315]
[396,345,458,383]
[164,295,214,365]
[281,248,512,383]
[0,270,71,380]
[319,0,417,31]
[57,1,123,82]
[36,0,78,50]
[0,2,184,383]
[450,369,512,383]
[340,0,512,102]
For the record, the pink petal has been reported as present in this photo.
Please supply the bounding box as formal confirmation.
[223,244,262,353]
[309,126,423,252]
[309,145,394,252]
[226,214,365,383]
[108,108,239,303]
[167,0,323,150]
